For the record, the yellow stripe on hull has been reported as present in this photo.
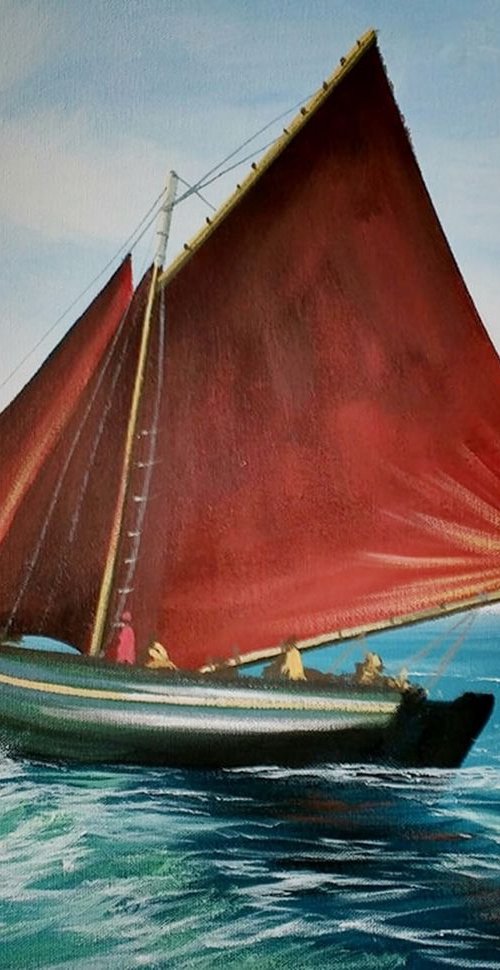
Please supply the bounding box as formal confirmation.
[0,670,398,715]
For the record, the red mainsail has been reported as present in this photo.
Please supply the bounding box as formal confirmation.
[2,37,500,670]
[150,37,500,668]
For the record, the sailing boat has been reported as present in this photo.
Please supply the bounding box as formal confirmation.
[0,30,495,767]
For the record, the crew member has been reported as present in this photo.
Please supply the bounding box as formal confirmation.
[116,611,136,665]
[146,641,177,671]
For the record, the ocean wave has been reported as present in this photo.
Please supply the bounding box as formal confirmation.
[1,728,499,968]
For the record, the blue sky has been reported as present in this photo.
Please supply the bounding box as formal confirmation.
[1,0,500,408]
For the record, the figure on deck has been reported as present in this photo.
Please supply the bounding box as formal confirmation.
[116,611,136,665]
[354,652,411,693]
[387,666,410,692]
[145,641,177,671]
[263,638,307,682]
[354,651,383,685]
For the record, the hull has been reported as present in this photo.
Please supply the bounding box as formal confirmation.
[0,645,494,768]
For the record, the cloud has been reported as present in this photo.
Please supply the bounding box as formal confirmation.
[414,131,500,342]
[421,134,500,244]
[0,78,298,258]
[0,87,289,412]
[0,0,63,93]
[0,106,216,249]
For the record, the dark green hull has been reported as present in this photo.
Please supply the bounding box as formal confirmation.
[0,645,493,768]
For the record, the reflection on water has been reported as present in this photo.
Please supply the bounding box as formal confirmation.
[1,755,499,970]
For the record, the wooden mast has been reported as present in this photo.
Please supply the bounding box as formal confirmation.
[89,171,178,657]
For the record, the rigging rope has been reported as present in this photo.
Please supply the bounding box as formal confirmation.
[424,612,476,691]
[176,175,216,212]
[1,88,315,401]
[192,138,277,191]
[170,92,316,211]
[401,612,472,672]
[321,609,478,686]
[327,636,364,675]
[0,191,164,401]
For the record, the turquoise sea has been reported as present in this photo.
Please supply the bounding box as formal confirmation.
[1,611,499,969]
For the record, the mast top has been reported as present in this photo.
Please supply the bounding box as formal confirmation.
[154,171,178,270]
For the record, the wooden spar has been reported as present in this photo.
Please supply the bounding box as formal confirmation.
[199,586,500,672]
[89,172,178,657]
[157,29,377,293]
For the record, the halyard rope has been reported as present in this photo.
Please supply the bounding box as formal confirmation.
[0,93,316,401]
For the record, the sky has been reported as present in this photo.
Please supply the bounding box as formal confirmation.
[1,0,500,410]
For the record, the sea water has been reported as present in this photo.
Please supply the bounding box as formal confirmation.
[1,612,499,969]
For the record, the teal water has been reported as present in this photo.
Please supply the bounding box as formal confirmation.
[1,612,499,969]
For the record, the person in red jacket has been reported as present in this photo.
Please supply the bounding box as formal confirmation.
[115,610,136,665]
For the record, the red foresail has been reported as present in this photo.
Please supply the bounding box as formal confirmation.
[0,259,136,650]
[142,39,500,669]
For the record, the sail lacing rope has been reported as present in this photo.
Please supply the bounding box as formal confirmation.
[111,288,167,631]
[6,306,138,636]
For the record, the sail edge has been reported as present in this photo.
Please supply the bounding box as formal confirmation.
[199,588,500,671]
[156,28,377,293]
